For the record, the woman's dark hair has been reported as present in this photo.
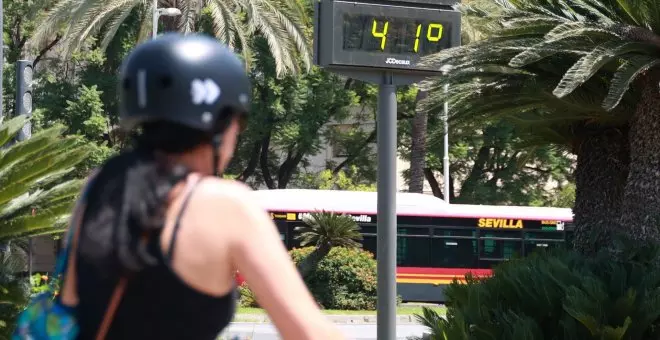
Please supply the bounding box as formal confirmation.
[78,112,240,275]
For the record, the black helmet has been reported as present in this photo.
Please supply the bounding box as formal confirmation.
[118,33,251,133]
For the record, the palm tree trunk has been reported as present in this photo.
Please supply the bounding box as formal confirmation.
[408,91,428,193]
[297,243,331,279]
[617,70,660,244]
[572,128,629,255]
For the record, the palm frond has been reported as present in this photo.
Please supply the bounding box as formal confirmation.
[29,0,313,77]
[602,55,660,111]
[0,116,28,148]
[0,117,90,243]
[295,210,363,248]
[99,1,140,50]
[553,40,659,98]
[209,0,252,69]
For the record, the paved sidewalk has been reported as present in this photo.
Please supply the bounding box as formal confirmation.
[233,314,421,325]
[219,323,428,340]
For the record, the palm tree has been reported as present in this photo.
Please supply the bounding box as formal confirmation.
[419,0,659,251]
[294,211,363,278]
[408,90,428,194]
[0,115,91,241]
[28,0,311,76]
[407,0,499,194]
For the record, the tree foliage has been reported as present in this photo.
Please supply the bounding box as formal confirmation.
[418,0,660,247]
[400,117,575,206]
[226,36,380,188]
[28,0,311,77]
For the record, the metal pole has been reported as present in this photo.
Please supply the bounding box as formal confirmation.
[152,0,158,39]
[28,239,33,279]
[443,84,450,203]
[376,72,397,340]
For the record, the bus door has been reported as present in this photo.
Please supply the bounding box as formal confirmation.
[477,229,523,268]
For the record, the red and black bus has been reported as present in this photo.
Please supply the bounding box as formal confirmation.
[247,189,574,303]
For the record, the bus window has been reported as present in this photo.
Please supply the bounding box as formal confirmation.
[398,226,431,236]
[396,226,430,267]
[363,235,377,258]
[523,230,566,256]
[360,225,377,234]
[274,220,288,244]
[479,231,522,268]
[433,228,475,237]
[287,222,305,249]
[564,223,575,249]
[524,231,565,240]
[396,236,430,267]
[430,228,477,268]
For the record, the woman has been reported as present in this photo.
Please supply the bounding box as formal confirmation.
[58,33,344,339]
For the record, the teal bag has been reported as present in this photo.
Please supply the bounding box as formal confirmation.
[13,207,82,339]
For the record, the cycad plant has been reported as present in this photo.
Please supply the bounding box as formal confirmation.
[28,0,311,76]
[0,244,31,340]
[419,0,660,251]
[0,115,90,337]
[294,211,363,278]
[413,244,660,340]
[0,115,90,241]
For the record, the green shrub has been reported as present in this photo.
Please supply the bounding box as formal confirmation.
[238,283,259,308]
[290,246,377,310]
[30,273,53,296]
[415,244,660,340]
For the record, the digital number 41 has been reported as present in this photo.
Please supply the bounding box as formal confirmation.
[371,20,443,52]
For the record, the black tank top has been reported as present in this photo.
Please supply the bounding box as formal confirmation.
[75,180,236,339]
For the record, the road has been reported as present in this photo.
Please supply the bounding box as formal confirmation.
[219,322,427,339]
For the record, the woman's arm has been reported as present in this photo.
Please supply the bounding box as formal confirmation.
[220,185,344,340]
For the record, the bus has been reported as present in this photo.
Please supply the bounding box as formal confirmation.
[248,189,574,303]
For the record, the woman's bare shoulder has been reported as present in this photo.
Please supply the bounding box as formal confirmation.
[193,178,265,222]
[198,177,253,195]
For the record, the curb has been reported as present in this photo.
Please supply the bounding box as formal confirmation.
[232,314,421,325]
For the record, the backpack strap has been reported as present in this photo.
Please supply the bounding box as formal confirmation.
[94,275,129,340]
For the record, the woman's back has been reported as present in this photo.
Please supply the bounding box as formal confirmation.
[75,176,237,339]
[53,34,343,340]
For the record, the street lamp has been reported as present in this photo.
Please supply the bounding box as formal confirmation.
[152,0,182,39]
[440,65,453,204]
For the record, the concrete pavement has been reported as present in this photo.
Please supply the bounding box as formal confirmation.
[219,322,428,339]
[233,314,421,325]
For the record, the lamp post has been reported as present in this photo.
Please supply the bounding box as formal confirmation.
[152,0,182,39]
[440,65,453,203]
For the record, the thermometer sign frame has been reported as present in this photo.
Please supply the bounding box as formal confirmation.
[314,0,461,76]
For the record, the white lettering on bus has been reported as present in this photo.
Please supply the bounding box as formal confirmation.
[297,212,372,223]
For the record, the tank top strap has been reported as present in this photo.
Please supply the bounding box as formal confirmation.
[165,175,203,263]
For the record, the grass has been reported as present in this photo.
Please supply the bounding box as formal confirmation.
[237,305,446,315]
